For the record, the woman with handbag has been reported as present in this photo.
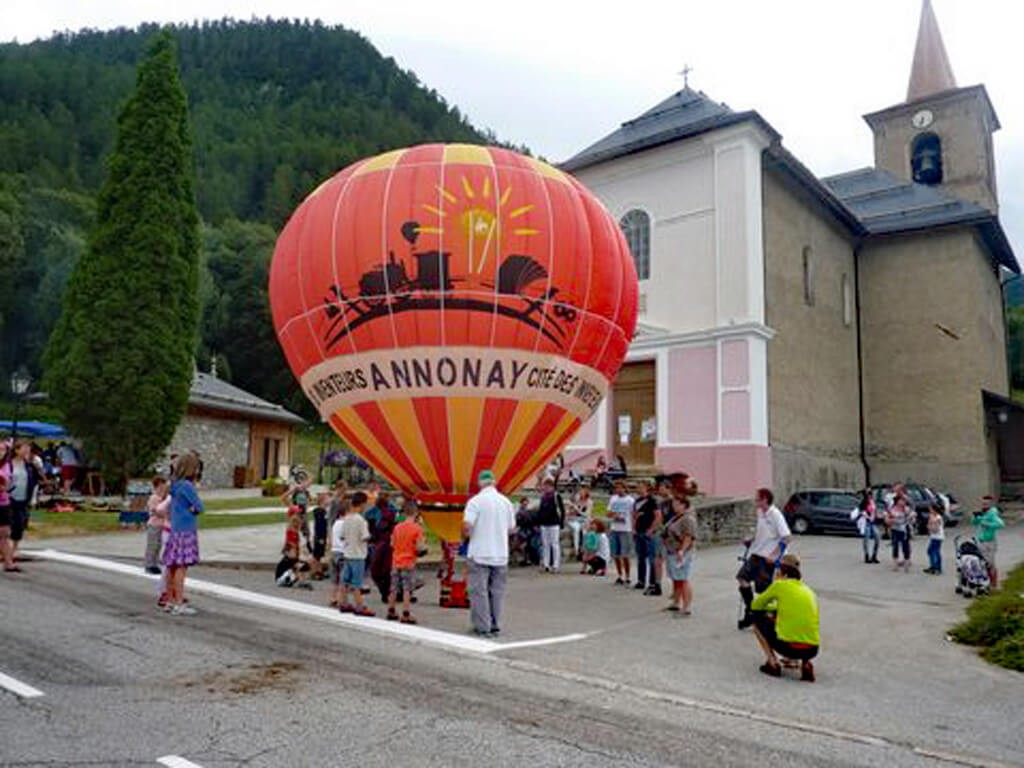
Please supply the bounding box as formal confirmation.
[163,452,203,615]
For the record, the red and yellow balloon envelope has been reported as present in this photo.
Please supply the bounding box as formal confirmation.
[269,144,638,541]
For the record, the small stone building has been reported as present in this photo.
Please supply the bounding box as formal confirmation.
[562,0,1019,504]
[166,372,305,488]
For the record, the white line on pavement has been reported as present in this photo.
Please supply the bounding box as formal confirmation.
[0,670,44,699]
[27,549,588,656]
[157,756,206,768]
[492,633,589,651]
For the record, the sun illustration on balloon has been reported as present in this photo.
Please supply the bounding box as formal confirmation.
[414,176,539,274]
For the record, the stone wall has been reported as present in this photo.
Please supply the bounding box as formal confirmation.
[693,496,756,545]
[772,445,865,502]
[166,411,250,488]
[762,167,863,495]
[859,229,1006,502]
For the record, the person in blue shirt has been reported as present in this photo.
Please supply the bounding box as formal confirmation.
[163,452,204,616]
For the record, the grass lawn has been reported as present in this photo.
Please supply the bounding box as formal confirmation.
[202,496,285,511]
[27,508,287,539]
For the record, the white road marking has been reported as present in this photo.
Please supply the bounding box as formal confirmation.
[492,633,589,651]
[27,549,588,655]
[0,670,44,699]
[157,756,206,768]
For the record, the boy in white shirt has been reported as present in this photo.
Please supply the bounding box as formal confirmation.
[606,480,635,586]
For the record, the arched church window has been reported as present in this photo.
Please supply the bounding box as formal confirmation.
[620,209,650,280]
[802,246,815,306]
[911,133,943,185]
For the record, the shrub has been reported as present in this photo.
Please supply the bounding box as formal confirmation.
[951,562,1024,673]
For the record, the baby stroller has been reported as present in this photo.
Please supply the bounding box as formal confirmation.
[954,535,991,598]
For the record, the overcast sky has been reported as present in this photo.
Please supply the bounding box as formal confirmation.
[4,1,1022,254]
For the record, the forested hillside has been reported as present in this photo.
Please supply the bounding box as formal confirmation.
[0,19,509,415]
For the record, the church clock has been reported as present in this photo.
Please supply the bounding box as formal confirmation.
[911,109,934,129]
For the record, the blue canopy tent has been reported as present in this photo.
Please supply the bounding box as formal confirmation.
[0,420,68,438]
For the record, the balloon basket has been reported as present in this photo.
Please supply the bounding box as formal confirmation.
[438,540,470,609]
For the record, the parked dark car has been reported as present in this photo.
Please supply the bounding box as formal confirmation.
[783,490,861,536]
[871,483,960,535]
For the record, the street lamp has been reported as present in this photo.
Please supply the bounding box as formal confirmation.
[10,369,31,441]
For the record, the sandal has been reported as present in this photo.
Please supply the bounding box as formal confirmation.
[400,612,418,625]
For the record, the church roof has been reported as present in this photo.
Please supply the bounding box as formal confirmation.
[822,167,1019,272]
[907,0,957,101]
[560,87,778,172]
[189,371,305,425]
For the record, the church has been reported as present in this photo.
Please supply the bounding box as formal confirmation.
[562,0,1018,504]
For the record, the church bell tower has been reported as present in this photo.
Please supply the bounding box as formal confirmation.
[863,0,1000,212]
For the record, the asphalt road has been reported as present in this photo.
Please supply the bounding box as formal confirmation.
[0,556,974,768]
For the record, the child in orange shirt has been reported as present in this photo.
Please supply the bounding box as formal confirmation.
[387,500,427,624]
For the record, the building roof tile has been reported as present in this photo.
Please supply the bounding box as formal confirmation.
[189,372,305,425]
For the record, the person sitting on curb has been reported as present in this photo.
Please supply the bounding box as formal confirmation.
[750,553,819,683]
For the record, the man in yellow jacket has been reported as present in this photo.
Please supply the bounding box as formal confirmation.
[750,552,819,682]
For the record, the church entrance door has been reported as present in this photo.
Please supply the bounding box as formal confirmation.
[613,361,656,470]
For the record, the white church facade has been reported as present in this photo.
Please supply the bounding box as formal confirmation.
[562,0,1018,503]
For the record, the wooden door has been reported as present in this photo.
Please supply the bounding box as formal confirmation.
[612,361,656,468]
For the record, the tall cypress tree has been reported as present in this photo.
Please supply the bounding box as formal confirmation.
[45,30,199,481]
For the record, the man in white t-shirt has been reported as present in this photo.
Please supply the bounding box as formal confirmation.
[606,480,635,586]
[737,487,791,630]
[463,469,517,636]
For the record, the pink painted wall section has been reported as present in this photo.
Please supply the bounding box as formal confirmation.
[721,391,751,441]
[721,339,749,388]
[668,346,718,443]
[657,444,773,498]
[569,412,601,447]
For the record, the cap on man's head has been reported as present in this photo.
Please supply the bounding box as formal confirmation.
[781,553,801,569]
[478,469,496,486]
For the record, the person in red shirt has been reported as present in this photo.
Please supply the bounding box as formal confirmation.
[387,499,427,624]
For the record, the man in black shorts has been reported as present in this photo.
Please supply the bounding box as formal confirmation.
[737,488,791,629]
[750,553,819,682]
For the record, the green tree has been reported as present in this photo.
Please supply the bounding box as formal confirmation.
[44,31,200,481]
[1008,305,1024,393]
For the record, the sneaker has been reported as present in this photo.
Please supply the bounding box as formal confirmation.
[800,661,815,683]
[759,662,782,678]
[400,612,417,625]
[614,577,624,586]
[171,604,197,616]
[665,604,680,612]
[923,568,934,574]
[145,566,162,575]
[633,582,646,590]
[489,627,500,636]
[645,585,663,597]
[339,603,355,613]
[386,609,398,621]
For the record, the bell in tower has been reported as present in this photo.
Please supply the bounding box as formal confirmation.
[910,133,942,185]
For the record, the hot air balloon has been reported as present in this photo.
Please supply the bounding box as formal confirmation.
[269,144,637,548]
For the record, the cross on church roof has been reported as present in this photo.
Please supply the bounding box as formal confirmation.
[678,64,693,88]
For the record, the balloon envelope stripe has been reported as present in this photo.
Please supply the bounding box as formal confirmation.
[490,400,548,483]
[446,397,485,496]
[377,399,441,491]
[352,401,430,492]
[413,397,454,493]
[332,409,418,491]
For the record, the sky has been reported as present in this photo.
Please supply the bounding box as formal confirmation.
[3,0,1022,254]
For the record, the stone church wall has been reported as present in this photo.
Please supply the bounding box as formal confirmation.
[762,167,863,498]
[859,229,1006,502]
